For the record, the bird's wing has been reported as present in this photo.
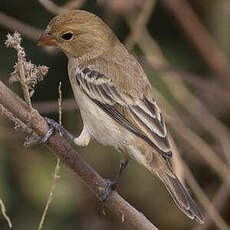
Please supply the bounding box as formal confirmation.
[75,66,172,158]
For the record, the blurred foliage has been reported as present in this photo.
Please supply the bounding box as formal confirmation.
[1,0,230,230]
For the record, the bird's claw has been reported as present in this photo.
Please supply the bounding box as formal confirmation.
[41,117,75,144]
[41,126,55,144]
[41,117,60,144]
[101,179,117,201]
[44,117,62,131]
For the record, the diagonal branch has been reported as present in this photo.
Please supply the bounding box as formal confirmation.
[0,12,41,41]
[0,79,158,230]
[124,0,157,51]
[38,0,86,15]
[161,0,230,90]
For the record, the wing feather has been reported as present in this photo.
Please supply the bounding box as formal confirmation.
[75,67,172,158]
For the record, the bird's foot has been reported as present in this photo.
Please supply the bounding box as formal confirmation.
[101,179,118,201]
[41,117,75,143]
[100,159,129,201]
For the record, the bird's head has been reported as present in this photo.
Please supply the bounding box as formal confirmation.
[38,10,117,59]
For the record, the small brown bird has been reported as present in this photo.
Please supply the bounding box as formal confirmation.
[38,10,203,223]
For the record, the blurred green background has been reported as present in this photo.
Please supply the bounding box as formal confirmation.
[0,0,230,230]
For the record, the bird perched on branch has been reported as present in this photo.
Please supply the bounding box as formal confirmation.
[38,10,203,223]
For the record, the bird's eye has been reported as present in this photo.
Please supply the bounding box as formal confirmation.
[62,32,73,40]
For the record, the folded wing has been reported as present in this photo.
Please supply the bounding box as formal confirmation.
[75,66,172,158]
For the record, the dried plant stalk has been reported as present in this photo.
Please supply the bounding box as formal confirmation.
[0,198,12,229]
[38,0,86,15]
[5,32,48,112]
[37,159,61,230]
[125,0,157,51]
[37,82,62,230]
[183,162,230,230]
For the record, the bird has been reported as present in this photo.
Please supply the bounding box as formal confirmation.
[38,10,203,223]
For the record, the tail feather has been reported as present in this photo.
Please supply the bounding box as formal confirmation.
[156,170,204,224]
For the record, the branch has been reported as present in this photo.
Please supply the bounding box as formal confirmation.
[38,0,86,15]
[192,182,230,230]
[37,82,63,230]
[0,198,12,229]
[161,0,230,90]
[0,80,158,230]
[124,0,157,51]
[145,65,230,106]
[0,12,41,41]
[183,162,230,230]
[33,98,76,114]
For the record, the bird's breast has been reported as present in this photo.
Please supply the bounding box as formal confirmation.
[68,67,130,149]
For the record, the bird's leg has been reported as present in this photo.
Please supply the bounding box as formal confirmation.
[41,117,91,146]
[101,159,129,201]
[41,117,75,143]
[73,126,91,146]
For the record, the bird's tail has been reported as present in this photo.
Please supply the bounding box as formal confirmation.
[156,168,204,224]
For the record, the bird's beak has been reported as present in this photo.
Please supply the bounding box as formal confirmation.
[37,29,56,46]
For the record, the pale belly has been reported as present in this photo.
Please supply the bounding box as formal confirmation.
[70,80,130,150]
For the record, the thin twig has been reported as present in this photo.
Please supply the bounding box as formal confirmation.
[18,48,33,111]
[0,198,12,229]
[5,33,33,111]
[162,73,230,165]
[5,32,48,112]
[38,0,86,15]
[37,82,62,230]
[63,0,86,10]
[0,103,39,146]
[192,182,230,230]
[146,66,230,105]
[156,89,230,185]
[58,82,63,129]
[33,98,76,114]
[125,0,157,51]
[161,0,230,90]
[0,104,30,133]
[0,13,57,56]
[37,159,61,230]
[0,12,41,41]
[38,0,62,15]
[183,162,230,230]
